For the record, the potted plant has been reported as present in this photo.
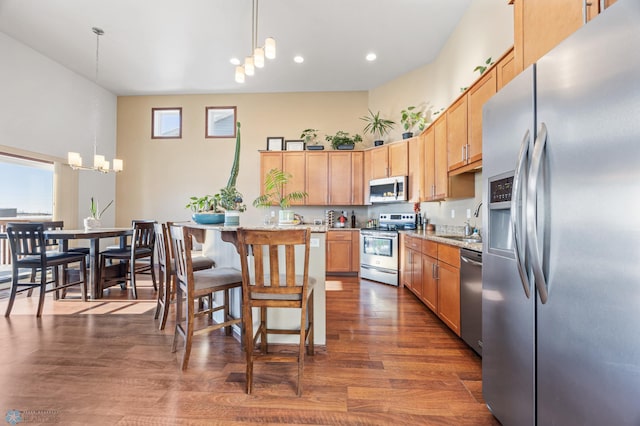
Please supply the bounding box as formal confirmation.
[85,197,113,230]
[360,109,395,146]
[217,185,246,226]
[301,128,324,150]
[400,106,427,139]
[186,194,225,224]
[253,168,307,224]
[325,131,363,150]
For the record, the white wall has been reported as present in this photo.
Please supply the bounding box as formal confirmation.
[0,32,117,227]
[368,0,513,229]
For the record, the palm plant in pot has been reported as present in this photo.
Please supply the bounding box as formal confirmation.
[360,109,395,146]
[253,168,307,225]
[325,131,362,150]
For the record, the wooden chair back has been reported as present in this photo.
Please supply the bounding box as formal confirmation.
[236,228,310,306]
[6,223,46,262]
[169,224,192,296]
[132,221,155,252]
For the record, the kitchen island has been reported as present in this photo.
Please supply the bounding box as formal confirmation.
[185,223,327,346]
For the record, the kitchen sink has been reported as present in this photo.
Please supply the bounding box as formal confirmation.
[439,235,482,244]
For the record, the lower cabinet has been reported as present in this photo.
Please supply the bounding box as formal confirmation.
[403,235,461,336]
[326,230,359,274]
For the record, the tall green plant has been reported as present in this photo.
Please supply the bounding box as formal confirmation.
[226,122,241,188]
[360,109,395,140]
[252,168,307,209]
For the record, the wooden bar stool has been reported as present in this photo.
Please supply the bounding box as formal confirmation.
[169,224,242,370]
[236,227,314,396]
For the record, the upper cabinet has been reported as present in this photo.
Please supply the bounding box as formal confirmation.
[407,136,424,203]
[283,152,306,206]
[496,48,516,90]
[513,0,616,73]
[467,67,497,165]
[305,152,329,205]
[369,141,409,179]
[328,151,364,205]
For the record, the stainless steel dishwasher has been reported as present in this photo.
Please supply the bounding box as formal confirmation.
[460,248,482,356]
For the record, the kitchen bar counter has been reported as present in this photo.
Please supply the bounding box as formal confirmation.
[401,230,483,252]
[181,222,327,345]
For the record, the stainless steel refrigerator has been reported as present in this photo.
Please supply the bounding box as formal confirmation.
[481,1,640,425]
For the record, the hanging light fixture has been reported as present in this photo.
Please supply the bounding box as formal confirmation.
[68,27,123,173]
[233,0,275,82]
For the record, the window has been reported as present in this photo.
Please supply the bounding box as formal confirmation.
[0,153,54,218]
[152,107,182,139]
[206,106,237,138]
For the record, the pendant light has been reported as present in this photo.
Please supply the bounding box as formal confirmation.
[233,0,275,82]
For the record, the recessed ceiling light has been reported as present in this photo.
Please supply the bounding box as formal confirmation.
[366,53,377,62]
[230,57,241,66]
[294,56,304,64]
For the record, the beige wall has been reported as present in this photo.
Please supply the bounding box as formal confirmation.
[116,92,368,226]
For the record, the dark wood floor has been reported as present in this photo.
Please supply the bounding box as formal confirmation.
[0,276,498,425]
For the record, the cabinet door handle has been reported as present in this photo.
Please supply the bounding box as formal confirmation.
[583,0,593,24]
[461,145,466,162]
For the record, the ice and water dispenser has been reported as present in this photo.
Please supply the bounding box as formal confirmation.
[488,174,516,257]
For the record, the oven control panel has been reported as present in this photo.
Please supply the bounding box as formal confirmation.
[379,212,416,230]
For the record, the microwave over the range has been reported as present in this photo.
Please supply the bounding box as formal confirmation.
[369,176,408,203]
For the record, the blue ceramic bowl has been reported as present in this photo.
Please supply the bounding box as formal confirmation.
[192,212,225,224]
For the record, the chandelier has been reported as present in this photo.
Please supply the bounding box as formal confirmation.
[68,27,123,173]
[235,0,276,83]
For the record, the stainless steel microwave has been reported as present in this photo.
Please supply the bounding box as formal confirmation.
[369,176,408,203]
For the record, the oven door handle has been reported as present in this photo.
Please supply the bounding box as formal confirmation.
[360,265,397,274]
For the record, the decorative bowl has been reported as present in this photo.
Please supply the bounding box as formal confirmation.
[192,212,225,224]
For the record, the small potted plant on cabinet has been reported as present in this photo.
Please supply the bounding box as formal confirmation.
[301,128,324,150]
[325,131,363,150]
[253,168,307,225]
[400,105,427,139]
[360,109,395,146]
[217,186,247,226]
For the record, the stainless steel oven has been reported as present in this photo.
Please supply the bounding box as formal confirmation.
[360,213,415,286]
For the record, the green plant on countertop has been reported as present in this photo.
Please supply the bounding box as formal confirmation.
[324,131,362,150]
[300,128,320,145]
[360,109,395,141]
[89,197,113,219]
[253,168,307,209]
[474,56,494,75]
[186,194,222,213]
[218,185,246,212]
[400,106,427,134]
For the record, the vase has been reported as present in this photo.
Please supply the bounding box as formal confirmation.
[224,210,240,226]
[374,140,384,146]
[336,143,355,150]
[402,132,413,139]
[84,217,101,230]
[306,145,325,150]
[278,209,296,225]
[192,212,225,224]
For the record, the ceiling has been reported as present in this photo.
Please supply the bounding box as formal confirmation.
[0,0,472,96]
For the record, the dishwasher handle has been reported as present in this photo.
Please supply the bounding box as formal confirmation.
[461,256,482,267]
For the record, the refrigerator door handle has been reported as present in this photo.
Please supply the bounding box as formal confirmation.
[527,122,549,304]
[511,129,532,298]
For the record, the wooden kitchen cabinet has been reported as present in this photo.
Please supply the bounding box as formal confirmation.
[513,0,593,73]
[351,151,364,205]
[328,152,352,205]
[259,152,282,198]
[402,236,461,336]
[282,152,306,206]
[326,230,359,274]
[407,136,424,202]
[369,141,409,179]
[466,67,496,168]
[434,116,449,200]
[447,95,468,173]
[305,152,328,205]
[496,47,516,90]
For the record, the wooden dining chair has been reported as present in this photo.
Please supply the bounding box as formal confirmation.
[236,227,315,396]
[5,222,87,317]
[169,224,242,370]
[153,222,215,330]
[98,221,156,299]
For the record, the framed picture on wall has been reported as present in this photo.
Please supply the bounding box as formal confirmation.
[285,140,305,151]
[152,107,182,139]
[266,136,285,151]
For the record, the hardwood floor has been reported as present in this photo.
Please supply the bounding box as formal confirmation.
[0,276,497,425]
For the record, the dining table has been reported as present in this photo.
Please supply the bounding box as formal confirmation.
[46,228,132,299]
[1,227,132,299]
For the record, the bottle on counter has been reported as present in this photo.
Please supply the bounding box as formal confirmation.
[351,210,356,228]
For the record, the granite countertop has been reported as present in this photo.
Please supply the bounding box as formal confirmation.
[187,222,328,233]
[401,230,483,252]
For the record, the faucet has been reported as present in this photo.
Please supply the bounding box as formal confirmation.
[473,202,483,218]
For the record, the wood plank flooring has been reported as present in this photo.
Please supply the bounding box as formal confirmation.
[0,276,497,425]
